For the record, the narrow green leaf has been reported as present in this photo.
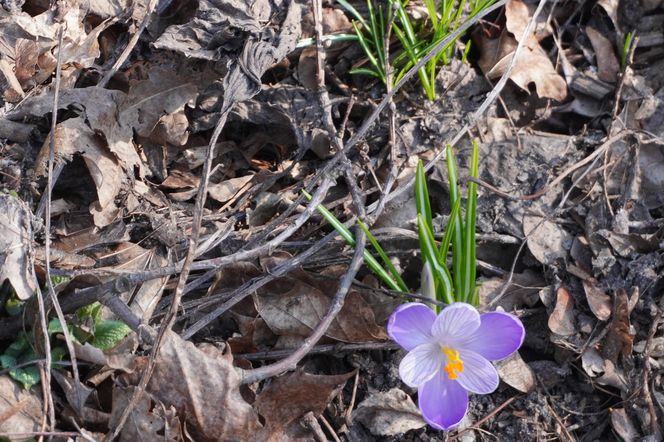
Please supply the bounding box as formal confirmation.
[417,214,454,304]
[415,160,433,233]
[336,0,367,27]
[358,219,408,292]
[302,190,402,291]
[438,196,461,262]
[350,68,384,79]
[421,261,436,303]
[446,145,464,298]
[461,140,480,303]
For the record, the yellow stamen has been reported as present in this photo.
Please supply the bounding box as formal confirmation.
[442,346,464,380]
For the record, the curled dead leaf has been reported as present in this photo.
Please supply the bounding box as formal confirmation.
[602,289,633,363]
[0,194,38,300]
[476,0,567,101]
[495,352,536,393]
[254,269,387,343]
[255,369,355,440]
[523,214,573,265]
[126,331,261,441]
[548,287,576,336]
[352,388,426,436]
[582,279,612,321]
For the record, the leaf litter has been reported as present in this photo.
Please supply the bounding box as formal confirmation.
[0,0,663,440]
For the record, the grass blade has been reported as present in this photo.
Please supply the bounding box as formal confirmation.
[446,144,464,298]
[302,190,402,291]
[357,219,409,292]
[417,214,454,304]
[415,160,433,233]
[438,196,461,262]
[336,0,367,27]
[461,140,479,303]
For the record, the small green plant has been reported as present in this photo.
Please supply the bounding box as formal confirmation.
[621,31,635,70]
[0,302,131,389]
[0,334,66,389]
[305,141,480,309]
[49,302,132,351]
[338,0,497,100]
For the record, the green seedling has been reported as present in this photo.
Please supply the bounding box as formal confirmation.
[305,140,481,307]
[621,31,635,69]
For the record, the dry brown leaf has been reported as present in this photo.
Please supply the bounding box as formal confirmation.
[609,408,640,442]
[351,388,426,436]
[123,68,198,140]
[0,376,42,437]
[585,27,619,83]
[523,214,573,265]
[10,87,145,175]
[208,175,254,203]
[548,287,576,336]
[0,194,38,300]
[602,288,633,363]
[255,369,355,441]
[495,352,535,393]
[582,279,612,321]
[110,386,183,442]
[477,0,567,101]
[254,269,387,343]
[479,270,544,310]
[0,58,24,102]
[126,331,261,441]
[38,117,124,227]
[13,38,39,85]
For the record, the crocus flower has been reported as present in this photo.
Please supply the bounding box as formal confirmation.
[387,302,525,430]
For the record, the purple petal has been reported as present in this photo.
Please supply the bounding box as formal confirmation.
[399,343,444,388]
[431,302,481,343]
[455,350,499,394]
[388,303,436,351]
[418,370,468,430]
[464,312,525,361]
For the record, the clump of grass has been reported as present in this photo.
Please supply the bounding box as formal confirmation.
[338,0,497,100]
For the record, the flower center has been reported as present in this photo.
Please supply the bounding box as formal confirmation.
[441,346,464,380]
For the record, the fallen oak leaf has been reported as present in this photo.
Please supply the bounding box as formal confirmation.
[0,194,38,300]
[254,369,355,440]
[124,331,261,441]
[254,269,387,343]
[352,388,426,436]
[476,0,567,101]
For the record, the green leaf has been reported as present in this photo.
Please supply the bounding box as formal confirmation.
[438,196,461,262]
[446,145,464,298]
[417,214,454,304]
[302,190,403,291]
[0,354,16,368]
[420,261,436,303]
[1,334,40,390]
[357,219,408,292]
[76,301,103,323]
[336,0,368,27]
[415,160,433,234]
[92,320,132,350]
[9,365,40,390]
[461,140,480,303]
[5,296,25,316]
[48,318,64,335]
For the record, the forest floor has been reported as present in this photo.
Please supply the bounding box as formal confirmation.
[0,0,663,440]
